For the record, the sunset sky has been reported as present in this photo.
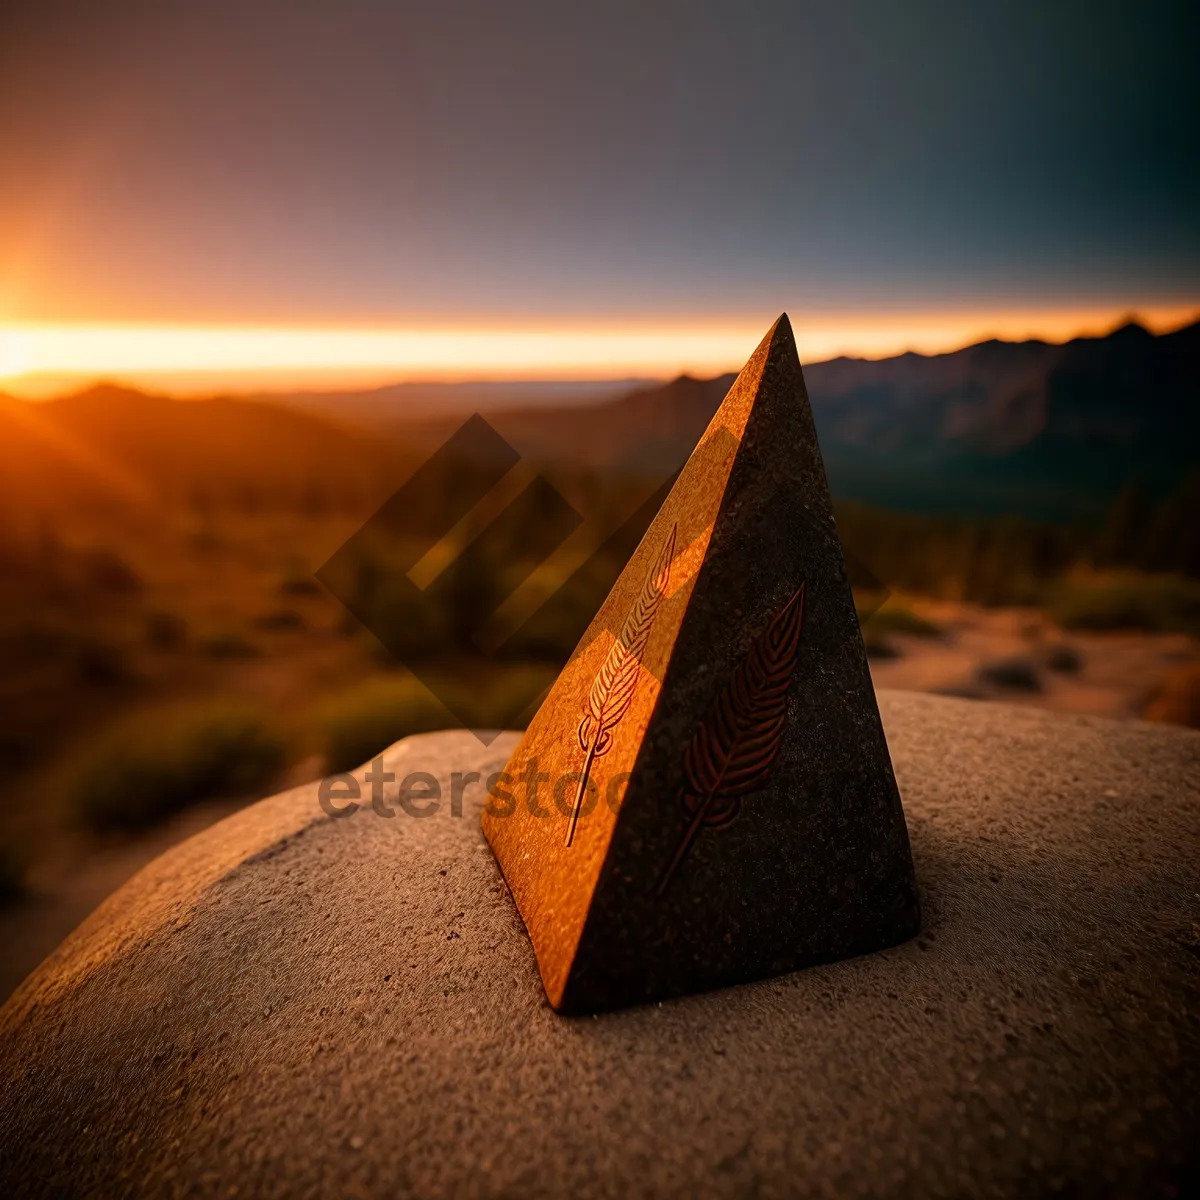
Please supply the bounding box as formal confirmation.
[1,0,1196,394]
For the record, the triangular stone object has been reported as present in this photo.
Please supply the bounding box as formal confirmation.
[482,315,920,1013]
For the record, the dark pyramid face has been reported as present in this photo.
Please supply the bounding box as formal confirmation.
[482,315,920,1013]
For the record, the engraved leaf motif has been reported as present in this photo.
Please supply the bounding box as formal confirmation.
[658,584,805,893]
[565,523,677,847]
[577,523,677,757]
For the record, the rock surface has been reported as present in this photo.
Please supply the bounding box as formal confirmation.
[2,691,1198,1198]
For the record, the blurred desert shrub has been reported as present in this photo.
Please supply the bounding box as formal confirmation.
[836,489,1200,619]
[74,638,132,685]
[862,631,901,660]
[145,609,188,650]
[67,700,287,831]
[316,677,454,774]
[1043,643,1083,673]
[1095,475,1200,576]
[1045,575,1200,637]
[835,504,1076,607]
[316,665,556,773]
[201,632,259,659]
[448,661,557,730]
[79,548,141,594]
[280,567,323,597]
[862,603,944,639]
[251,608,306,631]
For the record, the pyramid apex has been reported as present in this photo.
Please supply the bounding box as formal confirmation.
[767,311,796,355]
[740,314,799,387]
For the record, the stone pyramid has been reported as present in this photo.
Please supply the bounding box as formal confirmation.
[482,315,920,1013]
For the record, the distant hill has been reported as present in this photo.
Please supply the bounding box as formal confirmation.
[806,319,1200,518]
[0,384,405,523]
[339,318,1199,522]
[5,318,1196,529]
[257,378,656,427]
[382,374,737,477]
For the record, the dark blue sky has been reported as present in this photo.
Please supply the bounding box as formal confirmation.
[1,0,1196,321]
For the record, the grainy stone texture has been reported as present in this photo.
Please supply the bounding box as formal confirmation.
[2,691,1198,1199]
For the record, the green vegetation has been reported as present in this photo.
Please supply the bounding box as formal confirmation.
[1093,476,1200,576]
[0,407,1196,881]
[862,630,902,660]
[836,505,1077,607]
[1045,574,1200,638]
[834,470,1200,608]
[862,603,944,639]
[316,677,456,773]
[446,661,558,730]
[67,700,287,831]
[315,665,556,773]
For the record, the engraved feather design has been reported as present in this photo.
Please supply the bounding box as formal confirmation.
[657,583,806,893]
[565,523,677,847]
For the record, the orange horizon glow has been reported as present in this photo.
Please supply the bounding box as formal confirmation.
[2,304,1197,399]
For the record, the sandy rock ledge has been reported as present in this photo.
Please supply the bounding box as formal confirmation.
[1,691,1198,1198]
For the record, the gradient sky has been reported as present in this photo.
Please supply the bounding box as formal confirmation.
[0,1,1197,386]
